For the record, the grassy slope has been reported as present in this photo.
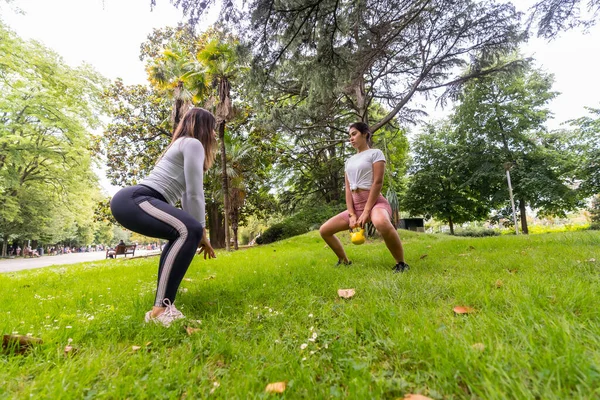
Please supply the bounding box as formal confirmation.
[1,230,600,399]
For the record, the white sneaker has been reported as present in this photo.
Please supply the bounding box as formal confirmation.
[144,299,185,327]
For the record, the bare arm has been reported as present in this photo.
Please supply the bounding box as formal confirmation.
[181,139,206,227]
[345,173,358,228]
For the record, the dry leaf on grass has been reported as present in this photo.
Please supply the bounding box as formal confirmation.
[265,382,286,393]
[453,306,475,315]
[183,278,193,282]
[495,279,503,288]
[204,275,216,280]
[186,327,201,335]
[419,254,428,260]
[403,394,434,400]
[472,343,485,351]
[337,289,356,299]
[131,345,141,352]
[507,269,518,274]
[587,258,596,263]
[2,334,43,354]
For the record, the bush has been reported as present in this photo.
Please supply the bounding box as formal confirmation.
[591,222,600,231]
[454,228,500,237]
[256,204,344,244]
[527,224,590,234]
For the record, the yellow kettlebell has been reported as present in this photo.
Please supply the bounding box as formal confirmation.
[350,227,366,245]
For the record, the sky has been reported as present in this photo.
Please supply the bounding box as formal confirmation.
[2,0,600,194]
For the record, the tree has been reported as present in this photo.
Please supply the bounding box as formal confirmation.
[163,0,524,132]
[97,79,172,187]
[590,195,600,229]
[197,33,245,251]
[529,0,600,38]
[0,21,105,255]
[146,41,208,130]
[453,59,581,233]
[568,107,600,197]
[403,123,493,234]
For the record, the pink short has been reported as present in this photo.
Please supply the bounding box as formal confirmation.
[337,190,392,224]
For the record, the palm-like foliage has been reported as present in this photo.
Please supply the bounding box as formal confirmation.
[146,42,209,129]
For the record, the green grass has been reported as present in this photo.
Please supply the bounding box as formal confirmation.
[1,230,600,399]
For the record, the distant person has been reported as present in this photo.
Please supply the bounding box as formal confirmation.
[110,107,217,327]
[118,239,125,247]
[319,122,409,273]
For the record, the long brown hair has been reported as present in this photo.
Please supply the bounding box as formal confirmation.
[164,107,217,170]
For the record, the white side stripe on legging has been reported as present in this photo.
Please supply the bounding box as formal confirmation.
[139,201,188,306]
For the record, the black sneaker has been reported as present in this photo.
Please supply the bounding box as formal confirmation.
[335,260,353,267]
[393,262,410,273]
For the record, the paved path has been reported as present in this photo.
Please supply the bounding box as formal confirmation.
[0,250,161,273]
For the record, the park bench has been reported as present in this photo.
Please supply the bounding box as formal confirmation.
[106,244,136,259]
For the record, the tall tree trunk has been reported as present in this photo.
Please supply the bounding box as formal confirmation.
[519,199,529,234]
[207,201,225,248]
[171,81,190,131]
[232,224,239,250]
[448,215,455,235]
[2,235,7,257]
[218,121,231,251]
[230,205,239,250]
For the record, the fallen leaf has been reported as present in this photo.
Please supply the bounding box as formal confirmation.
[145,341,152,347]
[426,245,432,248]
[507,269,518,274]
[132,345,141,352]
[495,279,503,288]
[453,306,475,315]
[587,258,596,263]
[458,253,468,257]
[204,275,216,280]
[2,334,43,354]
[337,289,356,299]
[471,343,485,351]
[186,327,201,335]
[419,254,428,260]
[183,278,193,282]
[265,382,286,393]
[403,395,434,400]
[468,245,475,250]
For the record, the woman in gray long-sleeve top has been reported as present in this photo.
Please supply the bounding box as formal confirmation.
[110,107,217,327]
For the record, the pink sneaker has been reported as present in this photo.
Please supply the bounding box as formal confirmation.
[144,299,185,327]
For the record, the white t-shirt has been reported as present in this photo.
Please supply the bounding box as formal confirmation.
[345,148,386,190]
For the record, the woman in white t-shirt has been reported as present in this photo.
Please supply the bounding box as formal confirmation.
[319,122,409,273]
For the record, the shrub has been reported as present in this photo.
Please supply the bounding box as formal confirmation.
[591,222,600,231]
[256,204,344,244]
[454,228,500,237]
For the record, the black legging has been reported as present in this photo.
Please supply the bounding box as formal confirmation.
[110,185,203,307]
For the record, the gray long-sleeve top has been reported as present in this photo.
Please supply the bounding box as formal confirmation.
[140,137,206,227]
